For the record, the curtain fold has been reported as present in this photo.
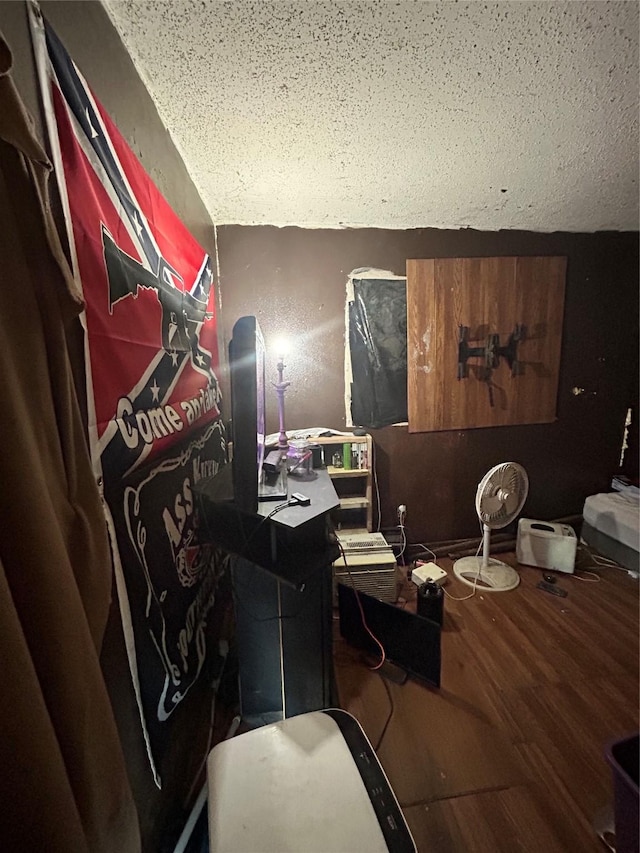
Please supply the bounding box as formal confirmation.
[0,30,140,852]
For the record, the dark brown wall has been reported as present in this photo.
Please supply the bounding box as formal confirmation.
[217,226,639,542]
[0,4,222,850]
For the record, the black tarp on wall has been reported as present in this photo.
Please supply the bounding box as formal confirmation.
[348,274,408,428]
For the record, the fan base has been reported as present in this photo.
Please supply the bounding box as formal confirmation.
[453,556,520,592]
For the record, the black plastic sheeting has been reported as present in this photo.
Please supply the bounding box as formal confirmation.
[349,277,408,428]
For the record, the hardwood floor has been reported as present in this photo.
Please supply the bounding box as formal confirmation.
[333,551,639,852]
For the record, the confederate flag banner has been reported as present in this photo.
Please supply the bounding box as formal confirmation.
[29,4,227,785]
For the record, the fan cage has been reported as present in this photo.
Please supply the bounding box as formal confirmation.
[475,462,529,530]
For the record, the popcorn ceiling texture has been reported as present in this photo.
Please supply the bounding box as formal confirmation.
[103,1,638,231]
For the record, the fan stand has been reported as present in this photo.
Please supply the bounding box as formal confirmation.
[453,523,520,592]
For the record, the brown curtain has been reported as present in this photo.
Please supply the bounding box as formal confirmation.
[0,32,140,853]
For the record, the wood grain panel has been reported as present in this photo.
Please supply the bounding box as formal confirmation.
[407,256,567,432]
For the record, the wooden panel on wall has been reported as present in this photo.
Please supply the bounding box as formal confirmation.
[407,256,567,432]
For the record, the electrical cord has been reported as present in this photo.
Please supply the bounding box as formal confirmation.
[442,523,484,602]
[244,495,318,564]
[336,540,387,671]
[196,471,305,541]
[227,494,317,623]
[196,480,312,575]
[415,542,438,562]
[196,485,315,623]
[571,570,601,583]
[588,554,626,569]
[414,536,602,590]
[334,534,394,750]
[397,517,407,565]
[373,673,394,753]
[576,542,638,577]
[402,530,613,597]
[252,495,306,529]
[371,438,382,533]
[398,524,481,602]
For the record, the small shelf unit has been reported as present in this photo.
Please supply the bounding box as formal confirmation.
[313,433,373,532]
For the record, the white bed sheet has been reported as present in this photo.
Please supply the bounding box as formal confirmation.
[582,486,640,553]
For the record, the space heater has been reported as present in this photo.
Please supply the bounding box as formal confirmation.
[516,518,577,574]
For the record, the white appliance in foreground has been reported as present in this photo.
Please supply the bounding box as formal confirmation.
[333,531,397,603]
[516,518,577,574]
[207,710,416,852]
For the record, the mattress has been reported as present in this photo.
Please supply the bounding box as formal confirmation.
[581,486,640,571]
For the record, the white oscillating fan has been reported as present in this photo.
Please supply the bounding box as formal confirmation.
[454,462,529,592]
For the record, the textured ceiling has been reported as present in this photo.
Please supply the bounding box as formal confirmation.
[103,1,639,231]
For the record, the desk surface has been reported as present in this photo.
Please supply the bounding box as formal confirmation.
[257,468,339,528]
[195,466,340,589]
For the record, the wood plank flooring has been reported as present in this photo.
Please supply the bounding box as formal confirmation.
[333,552,639,852]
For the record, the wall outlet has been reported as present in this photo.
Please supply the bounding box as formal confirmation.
[411,561,448,586]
